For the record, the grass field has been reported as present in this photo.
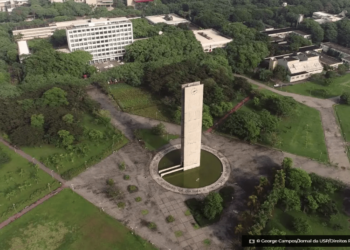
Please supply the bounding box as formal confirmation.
[134,129,178,151]
[240,89,328,162]
[0,144,60,223]
[109,84,173,122]
[266,194,350,250]
[0,189,157,250]
[334,104,350,159]
[22,115,128,179]
[280,74,350,98]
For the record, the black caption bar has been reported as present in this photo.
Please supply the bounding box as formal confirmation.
[242,235,350,247]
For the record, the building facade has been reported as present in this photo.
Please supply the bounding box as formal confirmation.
[66,18,133,63]
[0,0,28,12]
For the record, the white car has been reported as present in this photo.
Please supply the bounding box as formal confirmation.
[274,84,280,87]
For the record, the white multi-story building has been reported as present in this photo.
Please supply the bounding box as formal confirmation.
[66,18,133,64]
[0,0,28,12]
[192,29,232,52]
[312,11,347,24]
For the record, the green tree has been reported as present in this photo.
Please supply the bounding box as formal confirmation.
[322,22,338,43]
[203,192,223,220]
[281,188,301,212]
[273,65,288,81]
[57,130,74,147]
[340,91,350,104]
[152,123,166,136]
[286,168,312,193]
[337,64,348,75]
[259,109,279,134]
[299,19,324,43]
[220,110,262,142]
[202,104,213,129]
[293,217,311,234]
[0,147,10,168]
[305,195,318,212]
[51,29,67,47]
[62,114,74,124]
[42,87,69,107]
[264,96,298,117]
[336,20,350,47]
[31,114,44,128]
[259,69,273,81]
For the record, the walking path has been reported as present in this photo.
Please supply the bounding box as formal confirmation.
[206,96,251,133]
[234,74,350,169]
[0,138,66,184]
[0,186,66,230]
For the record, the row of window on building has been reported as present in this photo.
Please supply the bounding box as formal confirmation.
[69,29,132,38]
[69,34,132,43]
[67,24,131,34]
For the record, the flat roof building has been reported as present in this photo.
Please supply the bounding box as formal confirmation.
[0,0,28,12]
[17,40,30,63]
[50,0,113,6]
[66,17,133,64]
[145,14,190,26]
[269,51,323,82]
[262,27,311,40]
[321,42,350,64]
[312,11,346,24]
[192,29,232,52]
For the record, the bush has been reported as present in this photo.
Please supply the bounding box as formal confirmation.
[184,209,191,216]
[293,218,311,234]
[174,230,183,237]
[119,161,126,170]
[127,185,138,193]
[0,148,10,168]
[151,122,166,136]
[117,202,125,209]
[203,239,211,246]
[106,186,124,200]
[141,210,149,215]
[219,186,234,206]
[203,192,224,220]
[148,222,157,230]
[135,197,142,202]
[332,223,343,231]
[123,175,130,180]
[166,215,175,223]
[106,178,114,186]
[340,91,350,104]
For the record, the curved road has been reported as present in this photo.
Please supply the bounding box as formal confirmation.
[234,74,349,169]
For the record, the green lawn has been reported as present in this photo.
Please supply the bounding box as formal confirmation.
[240,89,328,162]
[134,129,178,151]
[334,104,350,160]
[281,74,350,98]
[0,144,60,223]
[266,194,350,250]
[22,115,128,179]
[0,189,157,250]
[109,84,173,122]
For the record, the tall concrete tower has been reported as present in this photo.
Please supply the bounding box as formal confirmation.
[180,82,204,171]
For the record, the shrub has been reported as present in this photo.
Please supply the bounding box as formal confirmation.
[119,161,126,170]
[106,186,124,200]
[148,222,157,230]
[123,175,130,180]
[106,178,114,186]
[203,192,223,220]
[332,223,343,231]
[151,123,166,136]
[203,239,211,246]
[174,230,183,237]
[193,223,200,229]
[117,202,125,209]
[293,218,311,234]
[135,197,142,202]
[340,91,350,104]
[184,209,191,216]
[0,148,10,168]
[166,215,175,223]
[128,185,138,193]
[141,210,149,215]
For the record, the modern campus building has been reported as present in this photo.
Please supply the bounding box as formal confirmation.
[192,29,232,52]
[262,27,311,40]
[312,11,347,24]
[321,42,350,64]
[0,0,28,12]
[269,51,323,82]
[145,14,190,26]
[50,0,113,6]
[66,17,133,63]
[126,0,153,7]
